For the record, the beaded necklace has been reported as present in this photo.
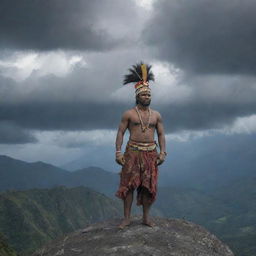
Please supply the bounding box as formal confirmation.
[135,106,151,133]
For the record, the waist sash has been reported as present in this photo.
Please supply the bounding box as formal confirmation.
[127,141,157,151]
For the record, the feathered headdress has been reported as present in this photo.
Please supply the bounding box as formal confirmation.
[123,62,154,95]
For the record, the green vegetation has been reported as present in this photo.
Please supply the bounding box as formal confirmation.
[0,186,121,256]
[0,233,17,256]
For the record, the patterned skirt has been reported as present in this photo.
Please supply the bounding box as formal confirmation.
[116,141,158,205]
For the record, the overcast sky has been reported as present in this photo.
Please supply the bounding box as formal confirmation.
[1,0,256,169]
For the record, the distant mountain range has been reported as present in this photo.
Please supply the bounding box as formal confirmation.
[160,134,256,191]
[0,155,119,197]
[0,186,121,256]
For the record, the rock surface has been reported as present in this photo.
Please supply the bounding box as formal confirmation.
[33,216,234,256]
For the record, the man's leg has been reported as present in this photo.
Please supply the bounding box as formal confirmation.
[141,187,155,227]
[118,189,134,228]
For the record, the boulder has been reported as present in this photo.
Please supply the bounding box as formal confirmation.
[33,216,234,256]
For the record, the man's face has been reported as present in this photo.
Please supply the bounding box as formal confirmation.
[137,92,151,106]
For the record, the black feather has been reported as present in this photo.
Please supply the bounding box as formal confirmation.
[123,62,155,85]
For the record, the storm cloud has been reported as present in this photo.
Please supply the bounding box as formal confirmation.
[0,0,139,51]
[1,66,256,137]
[144,0,256,74]
[0,121,36,144]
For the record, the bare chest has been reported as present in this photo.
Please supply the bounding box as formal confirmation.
[129,111,157,130]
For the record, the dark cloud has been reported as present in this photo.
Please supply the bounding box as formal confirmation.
[0,58,128,133]
[158,102,256,133]
[0,121,37,143]
[145,0,256,74]
[1,87,256,135]
[0,101,126,131]
[0,0,138,51]
[1,59,256,139]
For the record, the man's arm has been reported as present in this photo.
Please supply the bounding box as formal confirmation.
[156,112,167,165]
[115,111,129,165]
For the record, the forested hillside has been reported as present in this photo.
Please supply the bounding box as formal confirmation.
[0,186,121,255]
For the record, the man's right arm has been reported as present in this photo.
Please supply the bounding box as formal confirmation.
[115,111,129,165]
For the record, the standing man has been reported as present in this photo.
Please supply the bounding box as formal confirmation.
[115,63,167,229]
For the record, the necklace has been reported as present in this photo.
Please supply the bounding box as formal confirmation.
[135,106,151,133]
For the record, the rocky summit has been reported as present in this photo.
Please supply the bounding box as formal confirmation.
[33,216,234,256]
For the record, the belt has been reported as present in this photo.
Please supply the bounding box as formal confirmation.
[127,141,157,151]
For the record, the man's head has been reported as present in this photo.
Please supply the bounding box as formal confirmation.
[123,62,155,103]
[136,91,151,106]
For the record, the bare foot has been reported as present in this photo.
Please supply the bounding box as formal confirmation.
[118,218,131,229]
[142,219,155,227]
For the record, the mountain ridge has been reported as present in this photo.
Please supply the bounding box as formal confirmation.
[0,155,119,197]
[0,186,121,256]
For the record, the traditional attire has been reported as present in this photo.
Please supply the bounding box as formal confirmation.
[116,141,158,205]
[116,63,160,204]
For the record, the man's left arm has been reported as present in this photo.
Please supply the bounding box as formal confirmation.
[156,112,167,165]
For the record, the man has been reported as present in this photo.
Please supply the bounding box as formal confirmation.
[115,63,167,229]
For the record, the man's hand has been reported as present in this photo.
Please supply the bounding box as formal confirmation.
[157,152,166,166]
[116,153,125,166]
